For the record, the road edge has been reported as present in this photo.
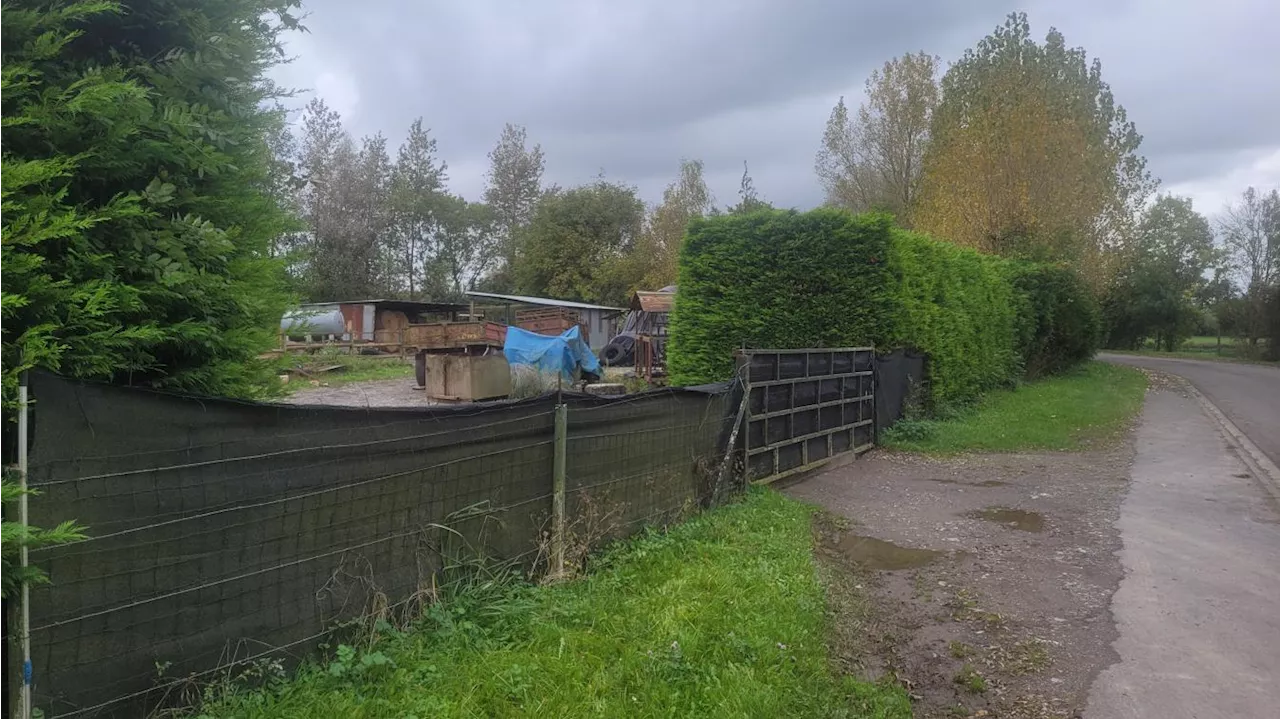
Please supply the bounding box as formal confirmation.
[1184,383,1280,504]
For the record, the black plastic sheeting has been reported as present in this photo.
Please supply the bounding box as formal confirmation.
[22,372,734,717]
[874,349,928,436]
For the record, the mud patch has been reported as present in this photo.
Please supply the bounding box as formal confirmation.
[793,447,1130,719]
[928,478,1008,487]
[835,534,943,570]
[965,506,1047,532]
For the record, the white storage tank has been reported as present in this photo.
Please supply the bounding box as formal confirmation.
[281,306,347,340]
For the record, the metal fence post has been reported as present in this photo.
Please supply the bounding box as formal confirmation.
[552,403,568,578]
[18,374,32,719]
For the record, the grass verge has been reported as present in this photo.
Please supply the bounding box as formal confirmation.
[194,491,909,719]
[882,361,1146,454]
[280,353,415,392]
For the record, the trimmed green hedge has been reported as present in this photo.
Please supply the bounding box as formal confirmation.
[1009,264,1101,379]
[668,209,1100,406]
[667,210,894,385]
[884,230,1021,405]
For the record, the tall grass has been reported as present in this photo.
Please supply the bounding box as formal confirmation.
[192,491,908,718]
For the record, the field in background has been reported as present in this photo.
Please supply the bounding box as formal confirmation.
[883,362,1147,454]
[1109,336,1277,365]
[194,491,909,719]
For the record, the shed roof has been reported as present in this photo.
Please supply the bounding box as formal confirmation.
[298,299,469,314]
[465,291,623,311]
[630,290,676,313]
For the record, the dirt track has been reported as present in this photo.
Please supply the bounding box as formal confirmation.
[787,445,1132,718]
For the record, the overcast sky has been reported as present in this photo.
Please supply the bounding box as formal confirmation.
[271,0,1279,218]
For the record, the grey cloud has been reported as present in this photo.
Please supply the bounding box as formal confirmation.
[1026,0,1280,191]
[276,0,1280,212]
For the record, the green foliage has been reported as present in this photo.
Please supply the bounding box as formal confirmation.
[2,0,300,410]
[953,663,987,694]
[670,209,1097,405]
[514,180,646,305]
[279,352,415,393]
[668,210,894,386]
[914,11,1155,292]
[1,476,88,599]
[1266,286,1280,361]
[1107,336,1278,365]
[1104,195,1223,351]
[882,362,1146,454]
[885,229,1022,404]
[192,490,911,718]
[1102,274,1201,351]
[727,161,772,215]
[1009,264,1101,378]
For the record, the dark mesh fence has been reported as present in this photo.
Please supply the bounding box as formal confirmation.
[23,372,734,717]
[874,349,927,434]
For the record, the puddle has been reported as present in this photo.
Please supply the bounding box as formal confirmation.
[965,507,1046,532]
[928,478,1007,487]
[835,534,943,570]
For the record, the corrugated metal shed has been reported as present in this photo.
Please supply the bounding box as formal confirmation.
[299,299,470,315]
[289,299,469,341]
[465,291,622,351]
[464,291,623,312]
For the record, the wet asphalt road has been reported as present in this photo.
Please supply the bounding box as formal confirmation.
[1099,353,1280,466]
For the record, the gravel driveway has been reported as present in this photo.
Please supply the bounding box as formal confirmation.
[279,378,433,408]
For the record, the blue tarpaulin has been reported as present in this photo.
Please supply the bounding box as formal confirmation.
[503,325,602,381]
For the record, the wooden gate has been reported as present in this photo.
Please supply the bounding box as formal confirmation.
[739,347,875,484]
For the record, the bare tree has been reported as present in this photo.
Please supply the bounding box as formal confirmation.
[1218,186,1280,344]
[1219,186,1280,291]
[728,161,771,215]
[815,52,939,218]
[295,97,401,300]
[641,159,714,288]
[352,134,394,295]
[483,124,545,283]
[297,98,360,299]
[264,104,305,263]
[389,118,449,298]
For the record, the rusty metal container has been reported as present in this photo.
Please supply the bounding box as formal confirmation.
[422,353,511,401]
[514,307,587,342]
[402,321,507,351]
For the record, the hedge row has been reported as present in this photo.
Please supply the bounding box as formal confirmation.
[1008,264,1101,379]
[883,228,1022,405]
[666,209,1100,406]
